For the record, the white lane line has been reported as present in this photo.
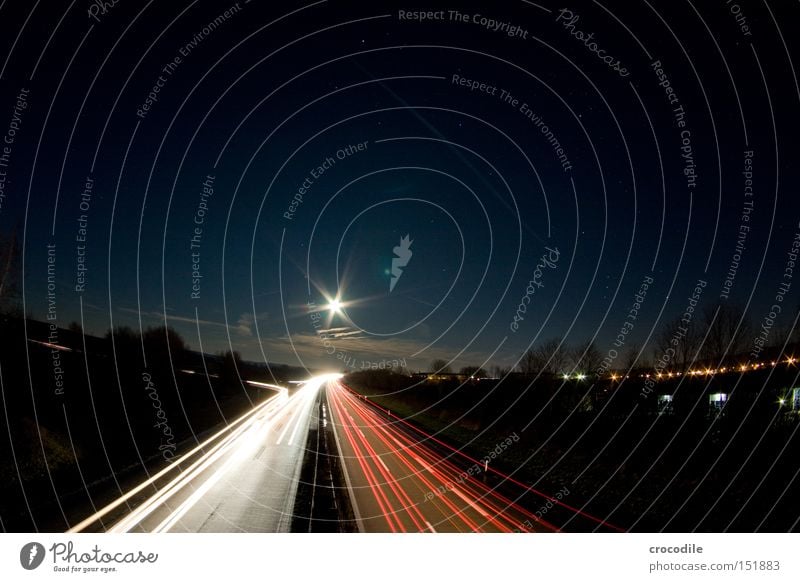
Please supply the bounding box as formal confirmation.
[287,406,308,446]
[69,392,282,533]
[111,394,298,532]
[377,455,391,474]
[413,456,431,471]
[287,390,314,446]
[327,384,365,533]
[452,487,489,518]
[110,415,259,532]
[155,419,273,532]
[276,401,301,445]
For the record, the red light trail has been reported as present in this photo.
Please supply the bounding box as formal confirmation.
[328,380,623,532]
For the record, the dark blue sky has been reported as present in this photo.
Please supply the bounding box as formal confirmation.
[2,0,798,373]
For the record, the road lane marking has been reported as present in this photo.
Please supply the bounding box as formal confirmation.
[287,415,306,445]
[275,402,299,445]
[286,381,326,445]
[69,391,284,533]
[452,487,490,518]
[327,384,365,532]
[110,392,303,532]
[413,456,431,471]
[110,415,259,532]
[154,419,274,532]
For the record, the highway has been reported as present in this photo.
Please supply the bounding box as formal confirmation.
[327,379,563,532]
[68,374,620,533]
[69,375,338,533]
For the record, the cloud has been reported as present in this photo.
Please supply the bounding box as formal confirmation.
[118,307,226,329]
[117,308,269,337]
[255,331,487,370]
[233,313,252,336]
[115,308,488,371]
[316,326,366,339]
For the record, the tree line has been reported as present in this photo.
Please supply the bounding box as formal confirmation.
[443,302,799,379]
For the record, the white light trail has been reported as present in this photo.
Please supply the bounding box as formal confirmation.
[68,374,340,533]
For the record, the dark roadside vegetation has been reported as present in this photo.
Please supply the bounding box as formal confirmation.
[0,313,307,532]
[343,360,800,532]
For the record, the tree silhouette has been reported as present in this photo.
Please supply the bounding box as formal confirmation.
[430,359,452,374]
[568,340,602,374]
[699,302,752,363]
[0,230,20,316]
[653,316,701,372]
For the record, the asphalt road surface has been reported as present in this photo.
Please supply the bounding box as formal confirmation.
[70,376,333,533]
[327,379,555,532]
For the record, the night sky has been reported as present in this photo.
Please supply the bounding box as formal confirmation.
[1,0,798,374]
